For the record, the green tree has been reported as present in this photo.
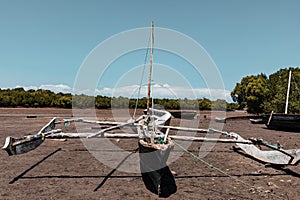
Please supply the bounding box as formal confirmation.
[231,67,300,114]
[198,98,211,110]
[266,68,300,113]
[231,74,269,113]
[211,99,227,110]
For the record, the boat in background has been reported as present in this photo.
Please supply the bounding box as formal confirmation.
[169,110,197,120]
[263,113,300,131]
[250,118,264,124]
[215,117,226,123]
[263,70,300,131]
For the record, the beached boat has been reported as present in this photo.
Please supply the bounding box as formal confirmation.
[264,71,300,131]
[169,110,197,120]
[136,21,175,197]
[215,117,226,123]
[263,113,300,131]
[250,118,264,124]
[3,23,300,198]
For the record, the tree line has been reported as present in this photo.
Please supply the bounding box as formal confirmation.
[231,67,300,114]
[0,87,236,110]
[2,67,298,113]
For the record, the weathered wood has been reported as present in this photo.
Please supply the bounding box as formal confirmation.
[2,118,58,155]
[48,132,139,138]
[81,119,127,126]
[63,119,127,126]
[47,132,252,144]
[170,135,253,144]
[163,128,170,143]
[226,131,300,165]
[158,125,208,133]
[267,111,273,126]
[205,128,300,165]
[12,129,62,146]
[91,126,110,130]
[39,117,57,134]
[87,121,136,138]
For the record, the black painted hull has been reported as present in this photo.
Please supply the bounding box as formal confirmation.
[138,140,176,197]
[170,111,196,120]
[263,114,300,131]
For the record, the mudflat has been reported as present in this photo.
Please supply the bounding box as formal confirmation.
[0,108,299,200]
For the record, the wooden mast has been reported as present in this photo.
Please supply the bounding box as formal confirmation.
[284,70,292,114]
[147,21,154,114]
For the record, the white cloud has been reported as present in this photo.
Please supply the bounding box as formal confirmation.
[39,84,72,94]
[16,85,38,91]
[15,84,72,94]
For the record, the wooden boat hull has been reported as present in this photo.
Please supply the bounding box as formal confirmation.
[169,111,196,120]
[263,114,300,131]
[138,140,176,197]
[2,117,57,155]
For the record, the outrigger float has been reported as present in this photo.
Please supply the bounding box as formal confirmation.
[2,21,300,197]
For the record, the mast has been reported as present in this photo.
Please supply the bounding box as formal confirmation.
[147,21,154,114]
[284,70,292,114]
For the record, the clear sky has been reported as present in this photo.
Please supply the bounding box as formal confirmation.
[0,0,299,101]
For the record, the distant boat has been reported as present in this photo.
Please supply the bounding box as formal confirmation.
[263,112,300,131]
[169,110,197,120]
[264,70,300,131]
[215,117,226,123]
[250,118,264,124]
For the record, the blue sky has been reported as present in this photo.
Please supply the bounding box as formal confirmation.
[0,0,299,101]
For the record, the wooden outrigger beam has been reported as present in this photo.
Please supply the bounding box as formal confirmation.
[158,125,207,133]
[86,121,136,138]
[62,118,128,126]
[47,132,139,139]
[46,132,253,144]
[170,135,253,144]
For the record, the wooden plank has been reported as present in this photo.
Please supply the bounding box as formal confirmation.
[87,121,136,138]
[47,132,139,138]
[158,125,208,133]
[170,135,252,144]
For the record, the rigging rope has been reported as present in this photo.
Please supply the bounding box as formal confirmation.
[133,32,151,119]
[173,140,285,199]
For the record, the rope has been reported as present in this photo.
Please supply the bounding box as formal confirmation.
[173,140,285,199]
[133,31,151,119]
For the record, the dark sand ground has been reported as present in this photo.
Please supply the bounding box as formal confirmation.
[0,108,299,200]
